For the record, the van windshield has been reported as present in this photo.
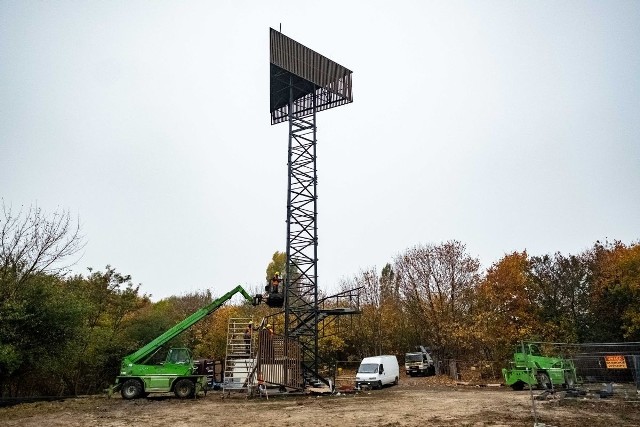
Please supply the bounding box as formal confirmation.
[406,354,422,362]
[358,363,378,374]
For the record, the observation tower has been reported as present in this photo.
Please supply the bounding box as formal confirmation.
[268,28,358,388]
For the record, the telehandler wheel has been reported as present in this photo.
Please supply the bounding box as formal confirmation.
[174,379,195,398]
[537,372,552,390]
[510,381,525,391]
[121,379,143,400]
[564,373,576,389]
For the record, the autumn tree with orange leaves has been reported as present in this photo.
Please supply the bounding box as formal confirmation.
[586,241,640,341]
[473,252,538,361]
[394,241,481,361]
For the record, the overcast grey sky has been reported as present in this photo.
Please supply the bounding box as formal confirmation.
[1,1,638,300]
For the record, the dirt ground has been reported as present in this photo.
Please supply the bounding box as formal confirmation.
[1,376,639,427]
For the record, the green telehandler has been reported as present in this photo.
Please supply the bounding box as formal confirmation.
[112,285,254,399]
[502,342,577,391]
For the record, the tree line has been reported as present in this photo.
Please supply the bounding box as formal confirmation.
[334,240,640,365]
[1,204,638,397]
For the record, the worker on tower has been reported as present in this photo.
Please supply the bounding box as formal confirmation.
[258,323,275,360]
[243,322,256,354]
[262,273,285,308]
[270,272,282,293]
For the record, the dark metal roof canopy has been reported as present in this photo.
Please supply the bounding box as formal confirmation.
[270,28,353,125]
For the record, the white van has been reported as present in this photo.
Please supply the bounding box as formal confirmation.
[355,355,399,389]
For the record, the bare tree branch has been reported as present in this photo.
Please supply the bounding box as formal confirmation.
[0,201,85,289]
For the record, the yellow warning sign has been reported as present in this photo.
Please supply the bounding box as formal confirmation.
[604,355,627,369]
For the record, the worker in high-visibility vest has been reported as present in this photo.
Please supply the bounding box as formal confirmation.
[270,272,281,293]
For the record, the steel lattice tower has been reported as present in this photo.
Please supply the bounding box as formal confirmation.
[269,28,353,386]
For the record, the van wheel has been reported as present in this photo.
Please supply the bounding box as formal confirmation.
[377,381,383,389]
[394,376,399,385]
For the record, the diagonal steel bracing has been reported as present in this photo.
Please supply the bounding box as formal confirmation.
[284,87,321,385]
